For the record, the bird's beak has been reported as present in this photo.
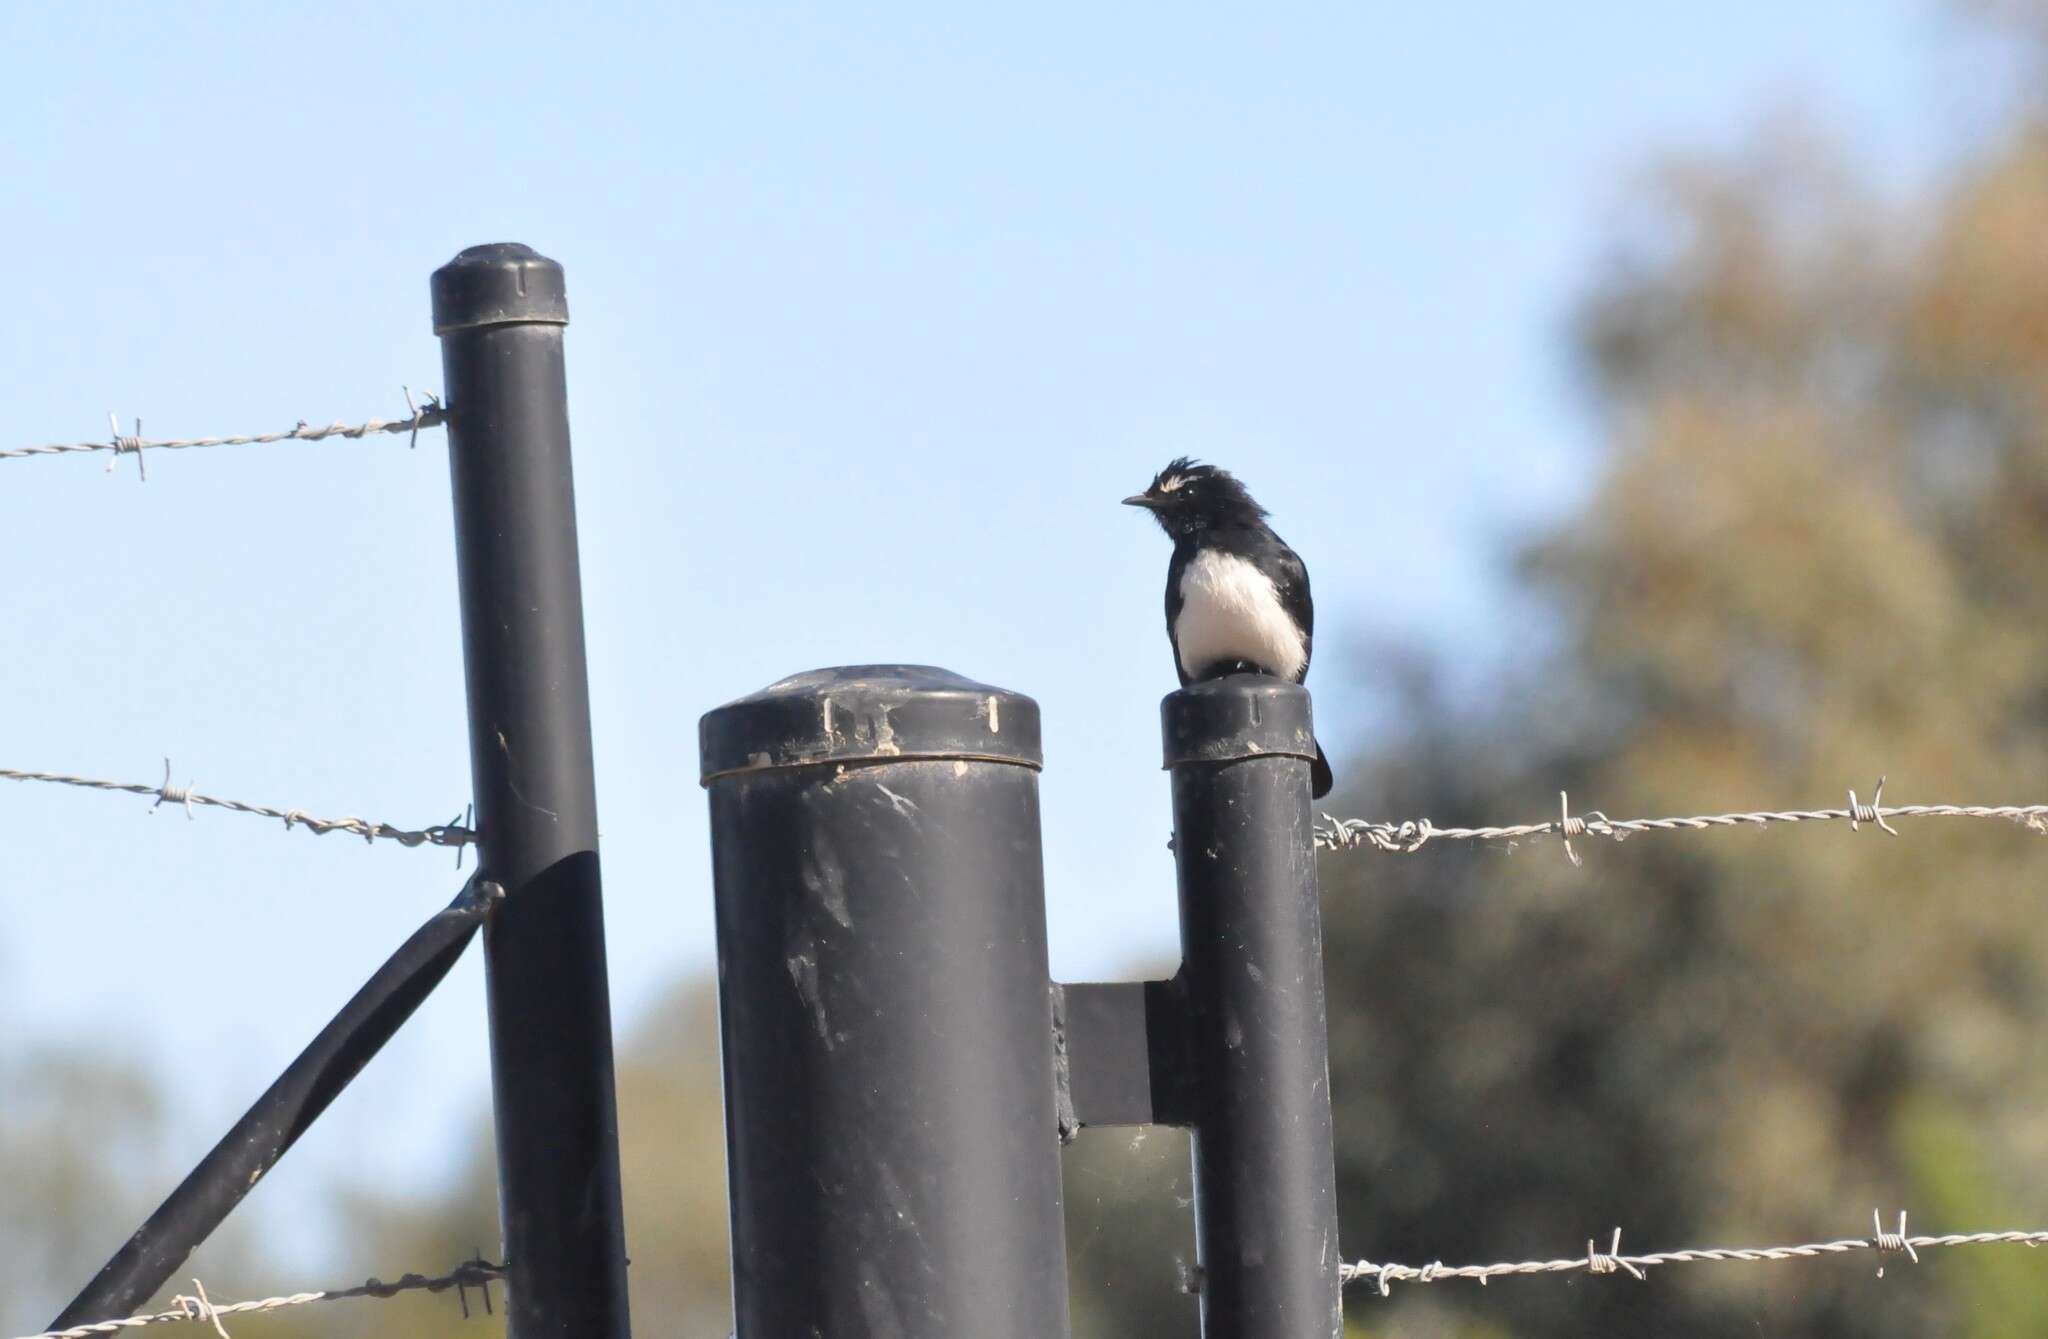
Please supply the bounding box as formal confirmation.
[1122,493,1160,510]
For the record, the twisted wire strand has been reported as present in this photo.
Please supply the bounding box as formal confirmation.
[1342,1212,2047,1296]
[2,395,445,477]
[1317,776,2048,861]
[0,761,476,852]
[15,1259,504,1339]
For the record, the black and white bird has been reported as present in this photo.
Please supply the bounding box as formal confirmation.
[1125,457,1335,798]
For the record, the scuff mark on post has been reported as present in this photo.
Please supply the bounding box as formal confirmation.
[495,727,559,821]
[875,784,920,819]
[854,1262,910,1339]
[871,704,901,755]
[785,949,831,1047]
[874,1159,920,1232]
[802,831,853,930]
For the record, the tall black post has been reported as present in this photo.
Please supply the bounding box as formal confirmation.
[700,666,1073,1339]
[432,244,630,1339]
[1167,675,1342,1338]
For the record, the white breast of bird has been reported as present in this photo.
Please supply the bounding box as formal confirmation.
[1175,549,1307,682]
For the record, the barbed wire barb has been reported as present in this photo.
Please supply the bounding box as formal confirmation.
[454,1244,494,1319]
[1873,1208,1917,1277]
[1317,775,2048,859]
[1,762,476,852]
[173,1281,228,1339]
[1849,776,1899,835]
[401,386,441,450]
[3,395,448,473]
[13,1259,504,1339]
[1340,1209,2048,1295]
[1588,1227,1645,1280]
[1557,792,1590,866]
[106,414,145,480]
[151,759,195,819]
[452,802,475,869]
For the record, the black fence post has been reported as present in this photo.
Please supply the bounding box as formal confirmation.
[432,244,631,1339]
[1166,674,1343,1338]
[700,666,1073,1339]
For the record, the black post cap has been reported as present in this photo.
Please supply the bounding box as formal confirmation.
[700,665,1042,783]
[430,243,570,334]
[1161,675,1317,768]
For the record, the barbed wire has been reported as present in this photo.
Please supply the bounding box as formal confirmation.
[2,392,445,480]
[1316,776,2048,863]
[14,1258,503,1339]
[1343,1210,2048,1296]
[0,760,476,855]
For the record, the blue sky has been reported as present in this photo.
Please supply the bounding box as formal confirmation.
[0,0,2016,1278]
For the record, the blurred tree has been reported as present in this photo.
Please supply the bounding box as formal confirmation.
[0,1044,273,1339]
[0,1048,167,1335]
[1319,56,2048,1339]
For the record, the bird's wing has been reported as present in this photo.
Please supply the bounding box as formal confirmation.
[1165,545,1191,687]
[1270,541,1314,681]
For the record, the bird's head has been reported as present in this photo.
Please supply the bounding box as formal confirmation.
[1123,457,1266,537]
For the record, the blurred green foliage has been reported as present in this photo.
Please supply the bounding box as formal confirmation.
[1315,56,2048,1339]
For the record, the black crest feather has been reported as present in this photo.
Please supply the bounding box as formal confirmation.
[1149,457,1267,519]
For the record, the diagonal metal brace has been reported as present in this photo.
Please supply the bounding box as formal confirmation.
[47,875,503,1331]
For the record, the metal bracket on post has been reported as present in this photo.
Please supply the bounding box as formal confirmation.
[432,243,631,1339]
[1051,979,1196,1135]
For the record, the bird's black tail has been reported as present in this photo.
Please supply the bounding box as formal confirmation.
[1311,738,1334,800]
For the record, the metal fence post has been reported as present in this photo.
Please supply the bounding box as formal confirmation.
[1166,674,1342,1338]
[700,665,1073,1338]
[432,243,630,1338]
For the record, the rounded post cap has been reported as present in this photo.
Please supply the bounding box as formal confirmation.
[431,243,569,333]
[1161,675,1316,768]
[700,664,1042,783]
